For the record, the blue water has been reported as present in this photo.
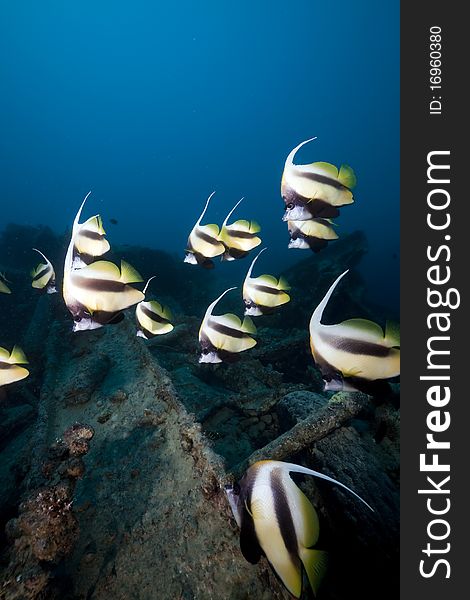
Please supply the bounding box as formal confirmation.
[0,0,399,309]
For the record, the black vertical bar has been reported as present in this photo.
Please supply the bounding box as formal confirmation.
[401,2,466,598]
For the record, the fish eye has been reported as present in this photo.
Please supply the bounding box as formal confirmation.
[286,203,294,210]
[74,316,82,322]
[202,348,209,355]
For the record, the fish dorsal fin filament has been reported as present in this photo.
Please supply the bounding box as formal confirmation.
[204,287,237,321]
[310,270,349,332]
[73,191,92,233]
[222,197,244,228]
[32,248,51,267]
[281,461,374,512]
[244,247,267,282]
[285,137,317,168]
[195,191,216,227]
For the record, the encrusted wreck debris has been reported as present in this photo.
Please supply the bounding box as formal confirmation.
[1,225,399,600]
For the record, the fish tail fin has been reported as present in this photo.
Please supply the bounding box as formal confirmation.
[282,462,374,512]
[299,548,328,597]
[222,197,244,228]
[241,316,256,334]
[310,270,349,329]
[338,165,357,189]
[120,261,143,284]
[8,345,28,365]
[277,276,291,291]
[285,137,317,167]
[195,191,216,227]
[244,247,267,282]
[385,320,400,347]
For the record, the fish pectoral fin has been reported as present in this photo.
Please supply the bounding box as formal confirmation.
[299,548,328,597]
[119,261,143,284]
[338,164,357,189]
[342,366,363,378]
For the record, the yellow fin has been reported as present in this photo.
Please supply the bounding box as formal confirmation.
[81,261,122,280]
[256,274,278,287]
[241,316,256,334]
[0,280,11,294]
[312,161,339,178]
[0,346,10,360]
[9,345,29,365]
[299,548,328,597]
[119,261,143,284]
[201,223,220,236]
[385,321,400,347]
[338,318,385,342]
[277,276,291,291]
[338,164,357,189]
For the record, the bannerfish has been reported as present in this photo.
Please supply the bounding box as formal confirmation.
[31,248,57,294]
[65,259,145,332]
[63,191,110,269]
[218,198,261,261]
[287,218,338,252]
[281,138,356,222]
[199,287,256,363]
[0,273,11,294]
[225,460,373,599]
[73,214,111,266]
[136,276,174,339]
[0,345,29,387]
[242,248,290,316]
[309,270,400,391]
[184,192,225,268]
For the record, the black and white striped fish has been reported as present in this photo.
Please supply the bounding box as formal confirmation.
[199,287,256,363]
[136,277,174,339]
[0,345,29,387]
[73,213,110,265]
[218,198,261,261]
[310,270,400,391]
[63,195,144,331]
[281,138,356,222]
[225,460,373,599]
[287,218,338,252]
[31,248,57,294]
[242,248,290,316]
[184,192,225,268]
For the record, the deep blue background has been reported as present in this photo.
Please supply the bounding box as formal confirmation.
[0,0,399,309]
